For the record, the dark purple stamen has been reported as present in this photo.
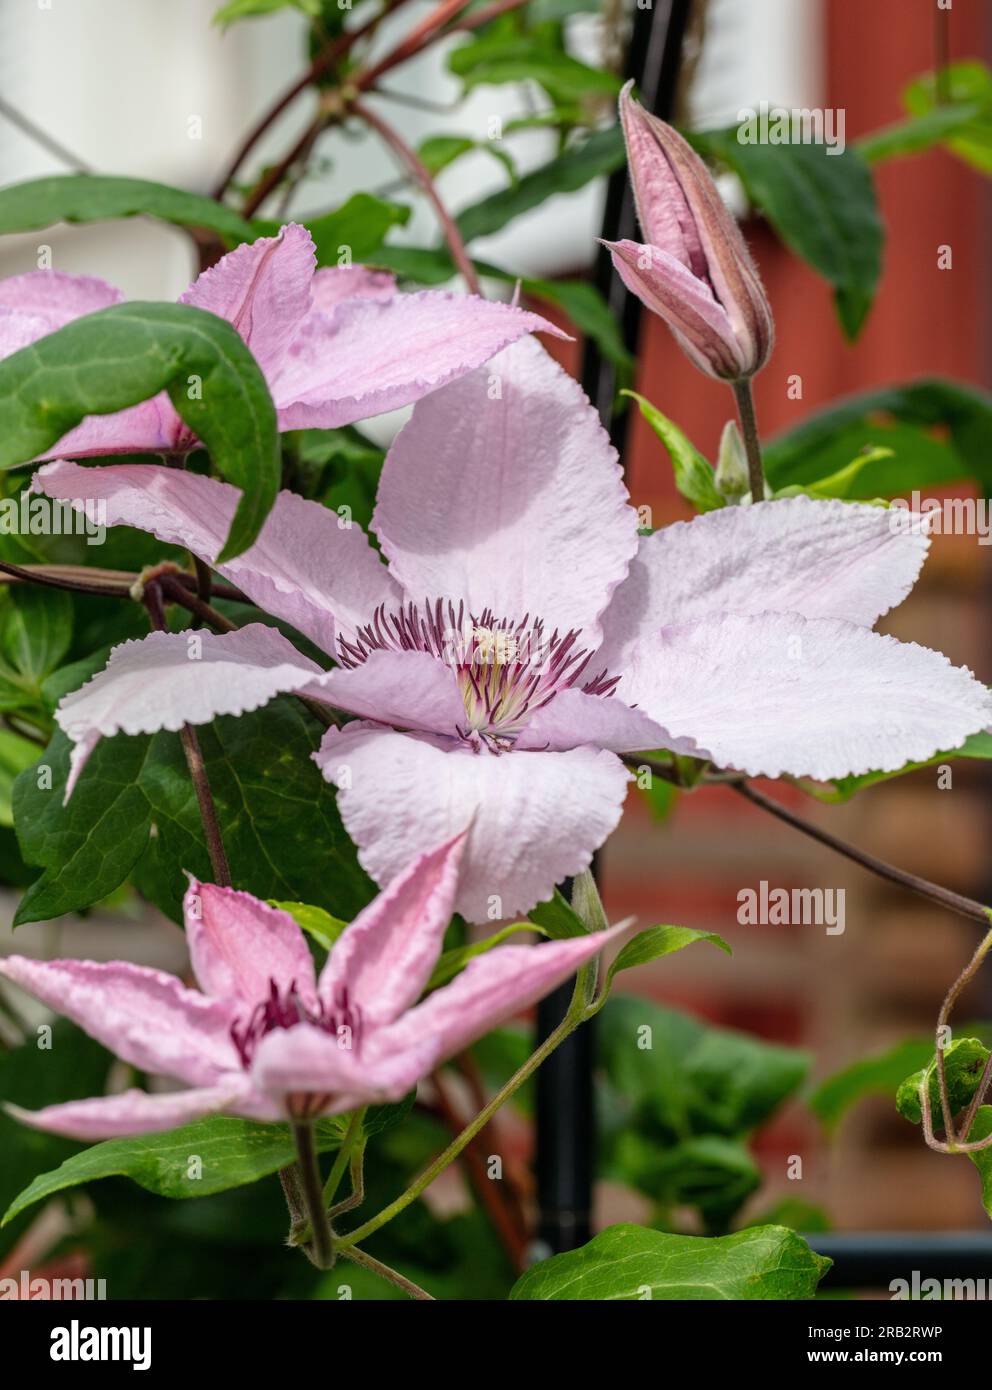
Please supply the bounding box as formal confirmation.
[230,978,361,1068]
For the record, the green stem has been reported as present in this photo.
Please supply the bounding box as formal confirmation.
[731,377,765,502]
[323,1108,366,1205]
[337,967,594,1250]
[292,1121,335,1270]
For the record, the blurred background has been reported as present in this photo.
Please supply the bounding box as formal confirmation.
[1,0,991,1285]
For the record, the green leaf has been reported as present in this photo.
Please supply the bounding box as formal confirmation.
[0,727,43,827]
[966,1107,992,1219]
[3,1115,352,1225]
[271,900,348,952]
[257,194,411,266]
[448,37,620,105]
[599,997,810,1140]
[0,302,279,560]
[904,62,992,173]
[455,124,625,243]
[858,99,987,165]
[694,128,883,340]
[528,888,588,939]
[13,730,158,928]
[13,698,374,926]
[0,1021,113,1259]
[0,174,255,245]
[601,925,731,999]
[1,586,73,685]
[214,0,321,26]
[896,1037,991,1125]
[764,378,992,497]
[810,1038,935,1132]
[418,135,477,176]
[608,1131,761,1231]
[428,922,547,990]
[509,1223,831,1300]
[625,391,724,512]
[802,730,992,804]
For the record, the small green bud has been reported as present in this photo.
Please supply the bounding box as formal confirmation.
[714,420,750,503]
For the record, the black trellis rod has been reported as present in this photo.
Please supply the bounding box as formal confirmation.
[533,0,694,1259]
[809,1232,992,1288]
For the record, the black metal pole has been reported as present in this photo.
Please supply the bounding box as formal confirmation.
[533,0,694,1259]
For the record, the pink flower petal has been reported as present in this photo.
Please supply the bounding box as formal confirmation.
[33,460,398,653]
[597,496,932,675]
[315,723,630,922]
[0,270,122,338]
[318,833,465,1027]
[250,1021,440,1110]
[374,338,638,644]
[622,610,992,780]
[40,399,183,458]
[605,238,746,379]
[184,881,317,1015]
[55,624,324,798]
[377,920,628,1066]
[6,1083,250,1141]
[271,290,568,430]
[180,223,315,380]
[313,650,468,735]
[515,688,694,755]
[0,956,240,1085]
[309,265,397,311]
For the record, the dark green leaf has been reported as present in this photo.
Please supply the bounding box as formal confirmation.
[0,1021,113,1258]
[257,193,411,265]
[806,1033,992,1130]
[896,1037,991,1125]
[764,378,992,497]
[2,586,73,685]
[13,698,374,926]
[455,124,625,243]
[0,302,279,559]
[3,1115,351,1224]
[599,997,810,1140]
[0,174,255,245]
[509,1223,831,1299]
[449,37,620,105]
[0,728,43,827]
[694,128,883,340]
[858,99,986,165]
[966,1107,992,1219]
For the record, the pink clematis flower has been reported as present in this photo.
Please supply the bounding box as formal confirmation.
[604,82,773,382]
[34,339,992,921]
[0,223,561,456]
[0,834,623,1140]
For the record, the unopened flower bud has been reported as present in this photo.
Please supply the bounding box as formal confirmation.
[604,82,774,382]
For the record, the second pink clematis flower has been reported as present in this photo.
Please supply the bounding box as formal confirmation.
[0,223,561,455]
[0,834,624,1140]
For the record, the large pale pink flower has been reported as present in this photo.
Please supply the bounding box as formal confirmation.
[0,834,623,1140]
[0,224,562,456]
[34,339,992,921]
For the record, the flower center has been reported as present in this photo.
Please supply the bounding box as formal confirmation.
[230,979,361,1068]
[336,598,619,750]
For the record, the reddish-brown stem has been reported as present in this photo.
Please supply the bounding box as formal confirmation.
[212,0,413,202]
[353,0,472,92]
[143,580,231,888]
[350,97,481,294]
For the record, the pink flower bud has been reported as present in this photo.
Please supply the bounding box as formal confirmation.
[604,82,774,382]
